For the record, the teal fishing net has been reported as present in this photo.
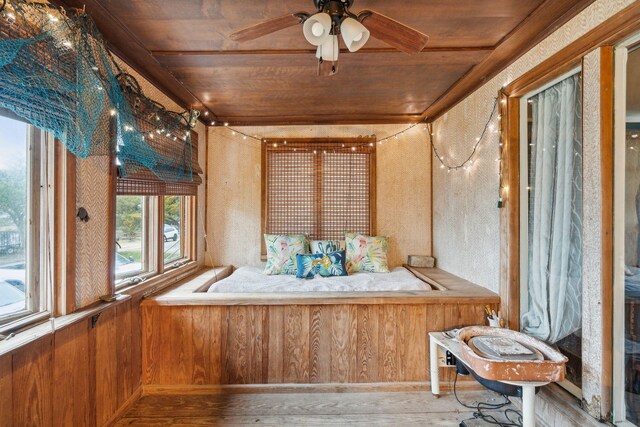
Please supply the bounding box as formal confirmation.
[0,0,199,183]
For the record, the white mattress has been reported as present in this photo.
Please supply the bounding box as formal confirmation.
[206,266,430,293]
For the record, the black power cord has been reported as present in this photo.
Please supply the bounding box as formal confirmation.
[453,371,523,427]
[1,0,6,14]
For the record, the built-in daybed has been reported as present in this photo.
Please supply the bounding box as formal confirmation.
[141,266,498,391]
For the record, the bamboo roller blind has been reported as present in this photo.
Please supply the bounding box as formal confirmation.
[263,138,376,241]
[116,130,202,196]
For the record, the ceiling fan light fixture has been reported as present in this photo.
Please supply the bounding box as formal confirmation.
[340,17,369,52]
[303,12,332,46]
[319,34,339,61]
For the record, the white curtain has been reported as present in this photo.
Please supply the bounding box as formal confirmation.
[521,74,583,344]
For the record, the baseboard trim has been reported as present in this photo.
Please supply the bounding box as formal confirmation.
[103,386,143,427]
[142,380,483,395]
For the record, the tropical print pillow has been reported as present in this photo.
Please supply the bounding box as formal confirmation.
[264,234,308,275]
[310,240,346,254]
[296,250,348,279]
[345,233,389,273]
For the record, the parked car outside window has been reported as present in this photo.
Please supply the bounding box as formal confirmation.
[163,224,179,242]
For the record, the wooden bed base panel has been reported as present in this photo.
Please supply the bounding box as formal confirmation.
[142,302,496,386]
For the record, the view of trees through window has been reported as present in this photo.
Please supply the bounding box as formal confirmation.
[163,196,183,263]
[0,115,28,319]
[115,195,146,279]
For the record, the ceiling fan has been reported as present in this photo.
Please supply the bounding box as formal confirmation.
[229,0,429,76]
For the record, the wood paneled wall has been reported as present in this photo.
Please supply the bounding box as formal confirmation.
[142,302,493,386]
[0,296,142,427]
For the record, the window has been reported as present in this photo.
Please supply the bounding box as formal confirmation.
[0,114,52,330]
[163,195,188,265]
[614,39,640,426]
[519,69,583,392]
[114,193,194,288]
[115,195,152,281]
[262,138,376,244]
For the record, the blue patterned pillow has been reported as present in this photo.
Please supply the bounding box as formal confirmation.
[296,250,348,279]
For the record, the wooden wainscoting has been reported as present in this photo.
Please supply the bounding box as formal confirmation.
[0,295,143,427]
[142,301,495,387]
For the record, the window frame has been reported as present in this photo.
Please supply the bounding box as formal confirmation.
[162,194,192,268]
[114,195,157,286]
[260,137,377,256]
[113,192,195,291]
[0,119,54,334]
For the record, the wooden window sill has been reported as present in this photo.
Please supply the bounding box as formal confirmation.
[0,293,131,357]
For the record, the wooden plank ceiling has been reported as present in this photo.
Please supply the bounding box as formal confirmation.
[58,0,594,125]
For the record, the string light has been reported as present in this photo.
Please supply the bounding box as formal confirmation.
[430,96,499,172]
[211,97,506,176]
[213,98,502,171]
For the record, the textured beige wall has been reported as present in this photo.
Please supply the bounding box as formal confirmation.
[75,156,112,307]
[206,124,431,268]
[581,46,606,421]
[432,0,635,292]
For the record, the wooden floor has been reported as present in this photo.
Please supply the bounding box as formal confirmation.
[116,389,518,426]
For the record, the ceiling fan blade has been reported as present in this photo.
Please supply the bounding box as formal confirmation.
[358,10,428,54]
[229,13,306,43]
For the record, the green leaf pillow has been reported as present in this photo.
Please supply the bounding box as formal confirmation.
[310,239,346,254]
[264,234,308,275]
[345,233,389,273]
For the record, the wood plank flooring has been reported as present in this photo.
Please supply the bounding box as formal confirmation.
[116,389,517,426]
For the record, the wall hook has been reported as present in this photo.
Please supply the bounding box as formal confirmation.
[77,207,89,222]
